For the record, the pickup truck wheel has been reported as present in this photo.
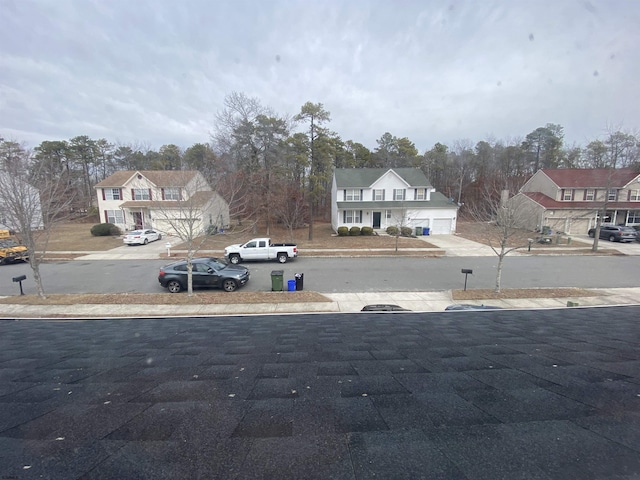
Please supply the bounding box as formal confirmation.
[277,253,288,263]
[167,280,182,293]
[222,279,238,292]
[229,254,240,264]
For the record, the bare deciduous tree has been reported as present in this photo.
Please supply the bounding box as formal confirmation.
[467,186,538,292]
[0,139,75,298]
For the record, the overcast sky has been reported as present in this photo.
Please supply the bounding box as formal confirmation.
[1,0,639,154]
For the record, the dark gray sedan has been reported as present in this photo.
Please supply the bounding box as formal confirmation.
[158,257,250,293]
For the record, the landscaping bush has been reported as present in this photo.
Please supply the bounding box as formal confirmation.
[337,226,349,236]
[400,226,413,237]
[386,226,399,235]
[349,226,361,236]
[361,226,374,236]
[90,223,121,236]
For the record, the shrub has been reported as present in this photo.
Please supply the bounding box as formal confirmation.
[361,226,374,236]
[349,226,361,236]
[337,226,349,236]
[91,223,121,236]
[386,226,399,236]
[400,226,413,237]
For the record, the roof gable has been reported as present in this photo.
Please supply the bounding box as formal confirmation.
[334,168,431,188]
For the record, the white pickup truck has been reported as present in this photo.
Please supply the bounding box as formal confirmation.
[224,238,298,264]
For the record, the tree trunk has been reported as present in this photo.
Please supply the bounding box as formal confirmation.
[494,252,505,293]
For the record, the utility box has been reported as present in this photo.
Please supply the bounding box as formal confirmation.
[271,270,284,291]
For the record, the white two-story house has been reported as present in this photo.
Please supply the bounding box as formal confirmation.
[94,170,229,235]
[331,168,459,234]
[511,168,640,234]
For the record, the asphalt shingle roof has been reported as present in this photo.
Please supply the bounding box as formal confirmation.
[1,307,639,479]
[540,168,640,188]
[334,168,432,188]
[95,170,200,188]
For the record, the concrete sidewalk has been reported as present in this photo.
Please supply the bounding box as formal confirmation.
[2,287,639,319]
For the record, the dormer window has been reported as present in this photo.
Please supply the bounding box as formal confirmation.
[562,189,574,201]
[608,189,618,201]
[393,189,406,201]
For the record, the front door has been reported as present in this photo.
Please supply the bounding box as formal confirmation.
[132,212,143,230]
[373,212,381,228]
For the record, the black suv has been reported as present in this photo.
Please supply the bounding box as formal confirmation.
[158,257,250,293]
[587,225,638,243]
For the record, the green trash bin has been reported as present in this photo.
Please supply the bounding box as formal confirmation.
[415,226,422,236]
[271,270,284,291]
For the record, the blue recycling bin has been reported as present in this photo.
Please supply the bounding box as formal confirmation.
[423,227,430,235]
[287,279,296,291]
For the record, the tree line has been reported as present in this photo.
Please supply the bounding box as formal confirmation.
[2,91,639,238]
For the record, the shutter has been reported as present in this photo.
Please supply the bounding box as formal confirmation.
[122,210,126,224]
[148,189,152,200]
[131,188,135,200]
[343,190,346,201]
[360,189,363,200]
[359,210,362,222]
[343,211,346,223]
[161,188,165,200]
[561,189,564,200]
[104,210,108,222]
[102,189,106,201]
[119,188,123,200]
[179,188,183,200]
[383,190,385,201]
[583,190,586,200]
[628,190,631,201]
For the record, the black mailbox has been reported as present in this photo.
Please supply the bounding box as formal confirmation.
[460,269,473,291]
[12,275,27,295]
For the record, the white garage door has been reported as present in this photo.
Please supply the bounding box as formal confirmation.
[431,218,452,234]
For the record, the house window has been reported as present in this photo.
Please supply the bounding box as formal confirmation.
[628,211,640,223]
[415,188,426,200]
[105,188,121,200]
[563,189,574,201]
[585,189,595,201]
[393,189,406,201]
[608,189,618,201]
[106,210,124,224]
[133,188,150,200]
[630,190,640,201]
[345,189,361,201]
[343,210,362,224]
[164,188,180,200]
[373,189,384,201]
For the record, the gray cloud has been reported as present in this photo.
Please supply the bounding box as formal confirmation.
[1,0,639,152]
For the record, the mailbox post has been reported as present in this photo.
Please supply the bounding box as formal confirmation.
[461,269,473,291]
[166,242,172,257]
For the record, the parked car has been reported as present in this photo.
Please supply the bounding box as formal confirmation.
[123,229,162,245]
[445,304,504,311]
[158,257,249,293]
[361,304,411,312]
[587,225,637,243]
